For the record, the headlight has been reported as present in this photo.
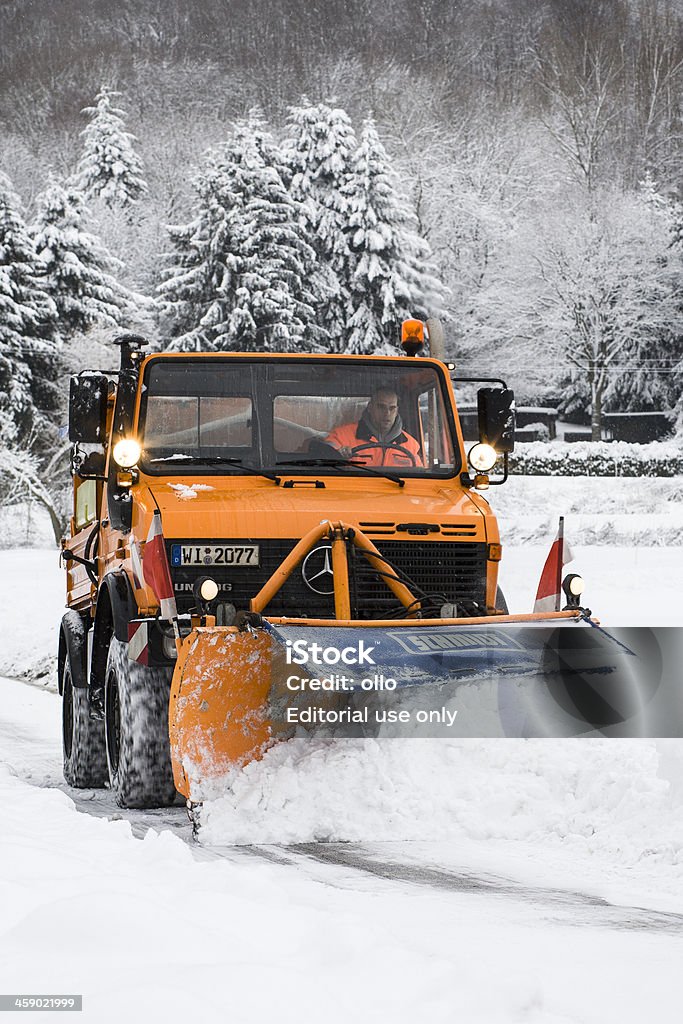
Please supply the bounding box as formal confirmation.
[468,443,498,472]
[199,577,219,602]
[112,438,141,468]
[562,573,585,608]
[567,574,584,596]
[193,575,219,610]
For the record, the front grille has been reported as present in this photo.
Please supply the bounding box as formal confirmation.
[168,539,487,618]
[352,541,487,616]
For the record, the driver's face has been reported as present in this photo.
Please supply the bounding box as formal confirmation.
[368,392,399,434]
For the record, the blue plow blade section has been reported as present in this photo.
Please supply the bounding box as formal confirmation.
[260,620,663,738]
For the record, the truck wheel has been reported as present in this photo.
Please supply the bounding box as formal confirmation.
[496,586,509,614]
[62,658,108,788]
[104,637,177,809]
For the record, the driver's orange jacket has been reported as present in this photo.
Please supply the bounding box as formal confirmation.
[325,421,423,467]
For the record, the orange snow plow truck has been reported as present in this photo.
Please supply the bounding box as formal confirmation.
[59,323,593,809]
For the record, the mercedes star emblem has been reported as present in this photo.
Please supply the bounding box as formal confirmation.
[301,544,335,595]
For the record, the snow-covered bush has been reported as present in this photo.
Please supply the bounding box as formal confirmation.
[510,440,683,477]
[516,422,550,442]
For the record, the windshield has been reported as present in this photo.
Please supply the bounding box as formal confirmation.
[138,357,459,477]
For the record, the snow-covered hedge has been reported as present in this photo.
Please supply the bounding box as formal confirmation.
[509,440,683,476]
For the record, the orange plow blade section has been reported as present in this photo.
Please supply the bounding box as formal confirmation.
[169,628,277,800]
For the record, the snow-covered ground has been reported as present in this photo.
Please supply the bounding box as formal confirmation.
[1,478,682,1022]
[2,676,683,1024]
[494,474,683,547]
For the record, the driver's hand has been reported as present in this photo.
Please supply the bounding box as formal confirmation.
[338,446,353,458]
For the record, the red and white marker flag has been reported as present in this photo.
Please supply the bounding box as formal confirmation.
[534,516,573,613]
[129,538,144,591]
[142,510,178,624]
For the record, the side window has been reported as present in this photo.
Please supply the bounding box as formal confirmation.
[418,393,431,464]
[418,387,455,469]
[75,478,97,529]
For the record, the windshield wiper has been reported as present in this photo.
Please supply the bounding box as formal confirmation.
[276,458,405,488]
[149,455,281,483]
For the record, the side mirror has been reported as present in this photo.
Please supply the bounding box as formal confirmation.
[71,450,106,479]
[69,375,109,443]
[477,387,515,453]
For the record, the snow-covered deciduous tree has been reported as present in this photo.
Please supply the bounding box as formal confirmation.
[342,117,444,354]
[0,171,59,441]
[488,186,683,438]
[281,100,358,346]
[605,175,683,417]
[0,435,68,544]
[76,87,147,208]
[31,175,131,339]
[158,114,323,352]
[532,30,624,194]
[387,105,547,363]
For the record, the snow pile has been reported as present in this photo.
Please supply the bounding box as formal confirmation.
[0,548,63,682]
[200,737,683,869]
[492,475,683,546]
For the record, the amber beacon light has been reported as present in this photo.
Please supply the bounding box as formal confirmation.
[401,318,425,356]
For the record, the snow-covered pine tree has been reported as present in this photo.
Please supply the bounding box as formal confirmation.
[0,172,59,441]
[244,106,292,185]
[158,114,323,352]
[343,118,445,354]
[281,100,358,348]
[31,175,131,339]
[76,87,147,208]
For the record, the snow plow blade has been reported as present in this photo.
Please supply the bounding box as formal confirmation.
[168,612,639,802]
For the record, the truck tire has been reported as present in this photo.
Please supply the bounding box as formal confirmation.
[62,657,108,788]
[104,637,177,809]
[496,586,509,614]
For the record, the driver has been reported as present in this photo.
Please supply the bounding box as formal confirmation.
[324,387,423,467]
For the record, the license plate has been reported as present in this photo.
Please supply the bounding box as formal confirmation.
[171,544,260,567]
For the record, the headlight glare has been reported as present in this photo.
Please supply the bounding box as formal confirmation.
[468,443,498,472]
[112,438,141,468]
